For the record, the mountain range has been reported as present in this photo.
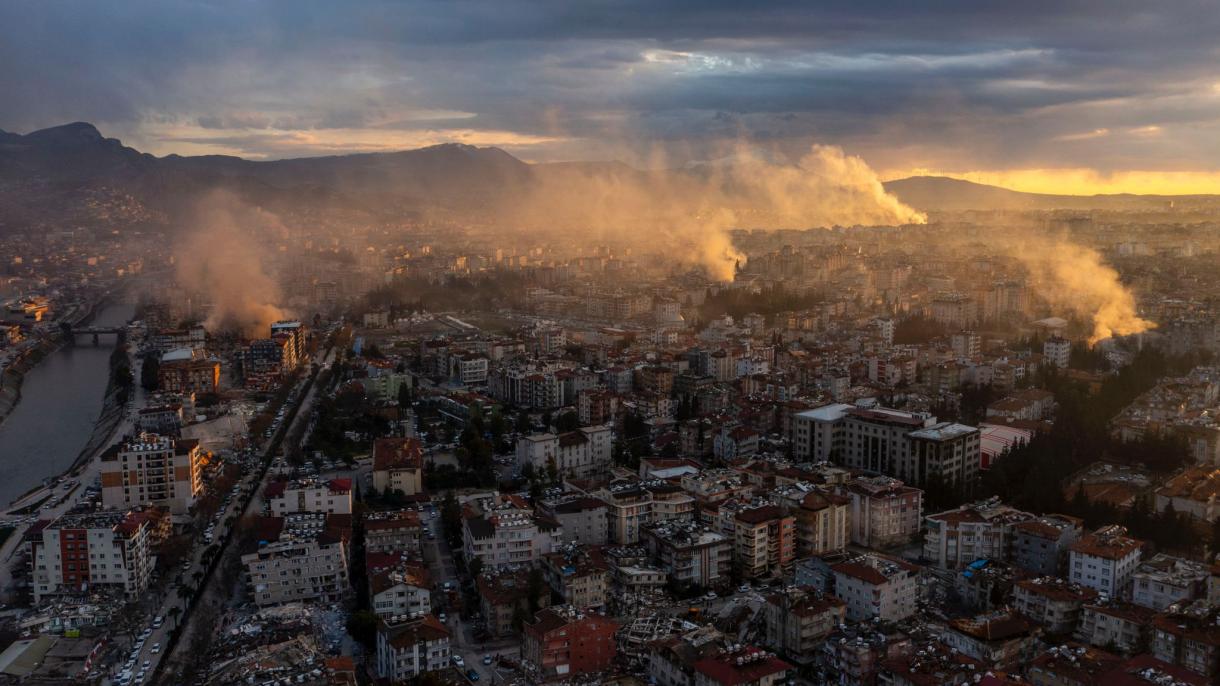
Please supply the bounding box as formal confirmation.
[0,122,1212,232]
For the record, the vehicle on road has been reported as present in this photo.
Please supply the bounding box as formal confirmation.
[483,654,493,665]
[452,655,464,667]
[466,669,481,681]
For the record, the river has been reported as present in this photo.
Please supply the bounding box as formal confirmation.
[0,303,135,505]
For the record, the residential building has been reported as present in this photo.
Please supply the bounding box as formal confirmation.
[922,498,1034,570]
[523,606,619,679]
[1068,525,1144,598]
[99,433,206,515]
[1013,577,1098,635]
[763,587,847,664]
[370,564,431,619]
[1011,514,1084,576]
[515,425,613,480]
[541,546,610,610]
[364,510,422,555]
[240,514,351,607]
[462,496,562,567]
[640,521,732,587]
[1152,603,1220,679]
[1044,336,1071,369]
[843,476,923,548]
[830,553,920,622]
[372,437,423,496]
[732,505,796,579]
[906,422,981,489]
[943,611,1040,670]
[375,614,450,682]
[693,646,791,686]
[29,510,155,603]
[792,490,850,556]
[537,496,609,546]
[1075,602,1156,653]
[1132,554,1209,611]
[476,567,552,639]
[266,477,353,515]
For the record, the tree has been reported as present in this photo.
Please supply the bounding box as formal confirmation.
[553,411,581,433]
[167,606,182,629]
[141,353,160,391]
[346,609,379,648]
[515,411,533,434]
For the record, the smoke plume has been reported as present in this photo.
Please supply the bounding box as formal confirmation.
[1011,236,1155,344]
[175,190,289,337]
[508,143,925,280]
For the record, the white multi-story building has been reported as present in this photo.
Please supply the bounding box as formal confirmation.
[1130,554,1209,610]
[241,513,351,607]
[640,521,732,587]
[462,496,562,567]
[372,437,423,496]
[1068,526,1144,598]
[1044,335,1071,369]
[31,510,155,603]
[830,553,920,622]
[375,615,451,682]
[266,477,353,515]
[923,498,1034,570]
[100,433,205,515]
[515,425,613,480]
[371,568,432,619]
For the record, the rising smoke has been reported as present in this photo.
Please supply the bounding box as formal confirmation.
[175,190,289,337]
[1008,234,1155,344]
[508,143,927,280]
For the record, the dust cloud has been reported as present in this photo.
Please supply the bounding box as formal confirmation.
[1010,236,1155,344]
[510,143,927,280]
[174,191,289,337]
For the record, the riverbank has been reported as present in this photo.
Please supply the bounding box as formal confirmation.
[0,297,108,426]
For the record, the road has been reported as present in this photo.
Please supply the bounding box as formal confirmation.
[421,509,522,683]
[154,344,335,685]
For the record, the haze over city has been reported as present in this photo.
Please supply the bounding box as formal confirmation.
[0,3,1218,686]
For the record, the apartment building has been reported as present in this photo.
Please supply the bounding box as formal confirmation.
[241,514,351,607]
[923,498,1034,570]
[371,437,423,496]
[537,496,608,546]
[1011,514,1084,576]
[30,510,154,603]
[477,567,552,639]
[842,476,923,549]
[792,490,850,556]
[1132,554,1210,610]
[732,505,796,579]
[462,496,562,567]
[541,546,609,610]
[375,614,450,682]
[523,606,619,679]
[1068,526,1144,598]
[640,521,732,587]
[1013,577,1098,635]
[515,425,613,480]
[364,510,422,555]
[100,433,206,515]
[266,477,353,515]
[1152,603,1220,679]
[1076,602,1156,654]
[763,587,847,664]
[370,564,431,619]
[830,554,920,622]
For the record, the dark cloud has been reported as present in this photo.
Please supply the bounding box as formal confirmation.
[2,1,1219,174]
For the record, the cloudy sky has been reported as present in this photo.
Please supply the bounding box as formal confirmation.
[4,0,1220,193]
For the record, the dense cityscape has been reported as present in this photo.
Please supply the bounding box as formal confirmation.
[3,3,1220,686]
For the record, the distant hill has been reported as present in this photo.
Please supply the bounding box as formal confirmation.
[1,122,1216,232]
[882,175,1210,212]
